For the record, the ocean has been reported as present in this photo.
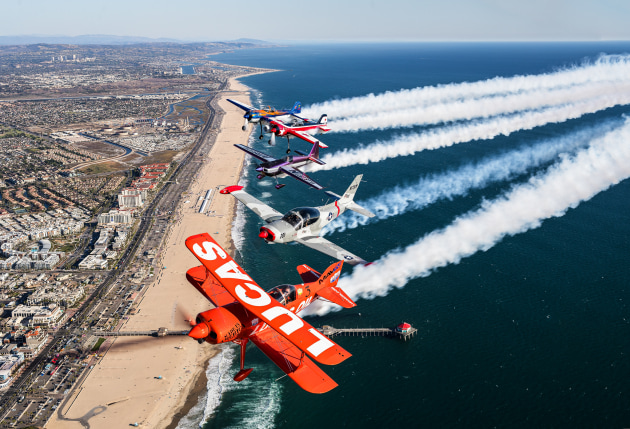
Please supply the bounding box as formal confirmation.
[177,42,630,428]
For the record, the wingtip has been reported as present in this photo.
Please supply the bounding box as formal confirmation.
[220,185,244,194]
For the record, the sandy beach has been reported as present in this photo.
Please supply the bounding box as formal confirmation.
[46,76,257,429]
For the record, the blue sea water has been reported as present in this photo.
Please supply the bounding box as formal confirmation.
[188,42,630,428]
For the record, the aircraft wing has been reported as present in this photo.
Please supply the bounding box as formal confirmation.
[250,327,338,394]
[186,265,236,308]
[185,233,351,366]
[296,236,368,266]
[286,129,329,149]
[279,165,324,190]
[227,98,254,112]
[234,144,276,163]
[220,186,283,222]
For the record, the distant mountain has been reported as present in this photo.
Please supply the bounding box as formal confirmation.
[0,34,202,46]
[228,38,275,45]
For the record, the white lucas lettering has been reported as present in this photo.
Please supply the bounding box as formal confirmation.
[234,283,271,307]
[306,328,334,356]
[192,241,227,261]
[215,260,253,281]
[262,307,303,335]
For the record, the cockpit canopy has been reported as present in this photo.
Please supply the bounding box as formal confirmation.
[267,284,297,306]
[282,207,320,230]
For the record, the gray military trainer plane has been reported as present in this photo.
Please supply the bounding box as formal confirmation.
[220,175,375,265]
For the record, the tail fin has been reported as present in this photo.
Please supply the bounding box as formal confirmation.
[337,175,375,218]
[311,261,356,309]
[291,101,302,114]
[318,114,328,125]
[306,141,326,165]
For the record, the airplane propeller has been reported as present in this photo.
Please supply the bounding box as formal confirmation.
[174,302,196,328]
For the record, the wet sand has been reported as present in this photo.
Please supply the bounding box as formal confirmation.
[46,76,258,429]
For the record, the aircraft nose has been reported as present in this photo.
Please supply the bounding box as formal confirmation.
[188,323,209,340]
[259,227,275,241]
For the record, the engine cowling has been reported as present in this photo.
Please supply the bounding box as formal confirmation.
[188,307,242,344]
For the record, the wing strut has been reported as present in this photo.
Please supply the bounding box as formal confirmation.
[234,338,253,382]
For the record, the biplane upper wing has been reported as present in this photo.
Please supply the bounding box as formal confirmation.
[227,98,255,112]
[234,144,277,163]
[296,235,369,266]
[185,233,351,366]
[219,186,283,222]
[250,327,338,394]
[279,165,324,190]
[185,265,236,307]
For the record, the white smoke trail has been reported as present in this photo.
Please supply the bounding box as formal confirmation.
[302,55,630,119]
[321,121,619,236]
[331,82,630,132]
[309,92,630,171]
[304,119,630,316]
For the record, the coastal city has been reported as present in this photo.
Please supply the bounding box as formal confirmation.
[0,40,269,428]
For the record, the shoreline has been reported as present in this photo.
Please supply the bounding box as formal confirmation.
[45,70,269,429]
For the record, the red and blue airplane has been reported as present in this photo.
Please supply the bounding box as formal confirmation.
[227,98,303,131]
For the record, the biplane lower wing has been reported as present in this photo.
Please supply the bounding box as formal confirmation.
[186,265,236,308]
[250,327,338,394]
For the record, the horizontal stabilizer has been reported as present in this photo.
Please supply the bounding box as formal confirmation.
[308,156,326,166]
[317,286,356,309]
[297,264,321,283]
[346,201,375,218]
[324,190,342,201]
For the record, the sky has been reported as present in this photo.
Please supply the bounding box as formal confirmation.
[3,0,630,42]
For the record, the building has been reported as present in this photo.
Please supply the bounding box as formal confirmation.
[112,229,128,250]
[93,230,110,251]
[27,285,84,307]
[33,254,60,270]
[78,254,108,270]
[10,304,64,328]
[118,192,143,209]
[0,256,19,269]
[98,209,133,226]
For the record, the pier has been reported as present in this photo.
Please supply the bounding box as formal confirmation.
[88,327,188,337]
[318,322,417,341]
[88,323,417,341]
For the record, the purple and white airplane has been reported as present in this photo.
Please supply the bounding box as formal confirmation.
[234,141,326,190]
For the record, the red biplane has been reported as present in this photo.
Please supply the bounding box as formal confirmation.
[184,233,356,393]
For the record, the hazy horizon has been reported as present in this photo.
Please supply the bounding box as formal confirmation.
[2,0,629,43]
